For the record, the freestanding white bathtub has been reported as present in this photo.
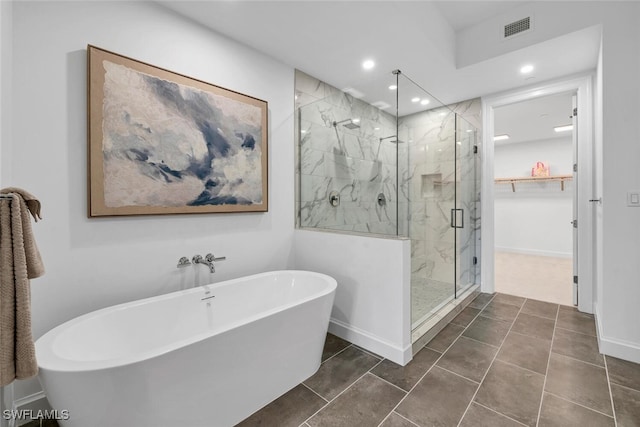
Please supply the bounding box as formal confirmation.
[35,270,337,427]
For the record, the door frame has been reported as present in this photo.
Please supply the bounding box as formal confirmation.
[481,72,595,313]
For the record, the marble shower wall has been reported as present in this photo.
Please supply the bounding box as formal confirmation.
[293,70,481,293]
[398,98,482,293]
[295,70,402,235]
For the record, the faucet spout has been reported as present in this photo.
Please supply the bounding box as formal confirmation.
[192,255,216,273]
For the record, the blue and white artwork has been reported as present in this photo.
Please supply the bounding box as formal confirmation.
[90,47,267,215]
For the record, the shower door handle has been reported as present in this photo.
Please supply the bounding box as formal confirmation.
[450,208,464,229]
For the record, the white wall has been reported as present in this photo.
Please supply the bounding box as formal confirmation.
[293,230,412,365]
[466,1,640,362]
[0,2,14,423]
[597,3,640,362]
[0,0,12,185]
[6,1,295,401]
[494,138,573,257]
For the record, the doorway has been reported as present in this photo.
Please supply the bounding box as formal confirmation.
[481,74,594,313]
[493,93,575,305]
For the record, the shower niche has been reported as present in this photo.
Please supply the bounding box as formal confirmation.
[421,173,442,199]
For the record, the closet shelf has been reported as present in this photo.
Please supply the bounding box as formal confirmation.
[495,175,573,192]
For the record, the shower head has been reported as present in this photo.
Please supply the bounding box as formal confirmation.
[379,135,405,144]
[333,118,361,130]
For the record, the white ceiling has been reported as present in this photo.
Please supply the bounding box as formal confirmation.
[435,1,525,31]
[158,0,599,125]
[494,92,574,145]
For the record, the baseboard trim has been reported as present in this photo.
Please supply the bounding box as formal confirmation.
[12,391,46,411]
[8,391,50,427]
[595,305,640,364]
[495,247,572,258]
[328,319,412,366]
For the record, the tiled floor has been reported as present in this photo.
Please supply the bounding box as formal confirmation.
[240,292,640,427]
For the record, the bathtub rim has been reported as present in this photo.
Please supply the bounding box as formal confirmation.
[35,270,337,373]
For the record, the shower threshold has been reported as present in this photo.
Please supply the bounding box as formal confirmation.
[411,283,479,353]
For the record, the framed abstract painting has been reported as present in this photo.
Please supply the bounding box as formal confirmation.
[87,45,268,216]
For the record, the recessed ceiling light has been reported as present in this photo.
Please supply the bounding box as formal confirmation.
[301,130,307,134]
[343,87,365,98]
[411,97,420,103]
[352,118,361,124]
[494,134,510,141]
[372,101,391,110]
[374,127,380,131]
[554,124,573,132]
[362,59,375,70]
[388,85,397,90]
[520,64,534,74]
[420,99,430,106]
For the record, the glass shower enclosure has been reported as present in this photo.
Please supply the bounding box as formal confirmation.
[296,69,481,341]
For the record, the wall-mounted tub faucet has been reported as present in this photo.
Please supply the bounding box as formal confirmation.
[177,257,192,268]
[192,253,226,273]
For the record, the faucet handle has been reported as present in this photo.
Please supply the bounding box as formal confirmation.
[192,254,203,264]
[177,257,192,268]
[205,253,226,262]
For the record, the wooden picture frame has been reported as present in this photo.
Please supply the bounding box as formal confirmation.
[87,45,268,216]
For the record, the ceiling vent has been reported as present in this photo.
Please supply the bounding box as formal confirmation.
[504,17,531,38]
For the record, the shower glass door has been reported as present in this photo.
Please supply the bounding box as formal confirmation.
[397,73,479,332]
[455,116,477,297]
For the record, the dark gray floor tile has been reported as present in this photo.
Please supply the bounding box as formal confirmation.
[371,347,440,391]
[493,293,526,307]
[481,300,521,322]
[497,331,552,375]
[475,360,545,427]
[321,333,351,362]
[459,402,524,427]
[451,306,482,327]
[425,323,465,353]
[611,383,640,427]
[521,299,559,320]
[304,346,380,401]
[437,336,498,383]
[538,392,615,427]
[396,366,477,427]
[463,315,512,347]
[468,292,495,310]
[552,327,603,366]
[511,312,555,341]
[556,309,597,336]
[379,412,418,427]
[237,384,326,427]
[545,353,612,416]
[307,373,405,427]
[559,304,579,312]
[606,355,640,391]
